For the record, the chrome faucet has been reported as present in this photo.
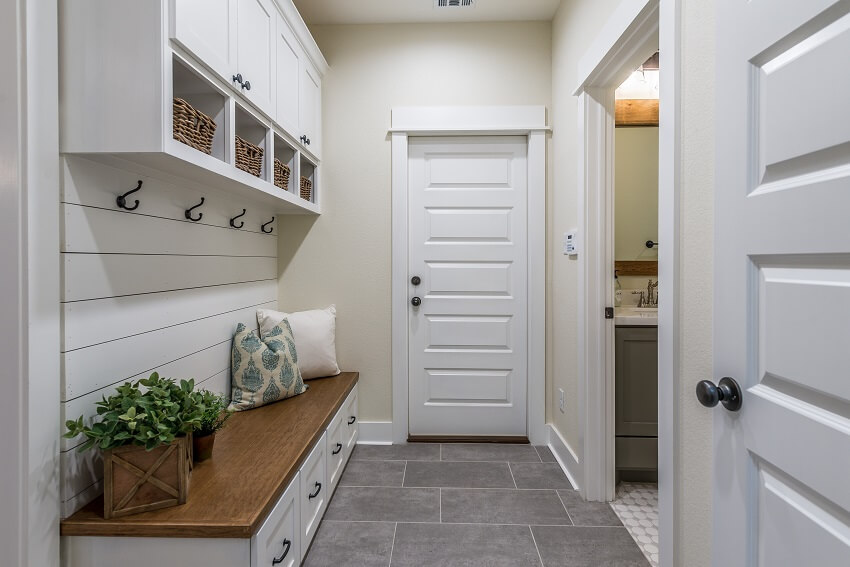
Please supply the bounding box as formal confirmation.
[631,290,646,307]
[646,279,659,307]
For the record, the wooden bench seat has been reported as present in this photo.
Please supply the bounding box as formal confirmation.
[61,372,359,539]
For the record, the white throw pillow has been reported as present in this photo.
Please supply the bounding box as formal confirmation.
[256,305,341,379]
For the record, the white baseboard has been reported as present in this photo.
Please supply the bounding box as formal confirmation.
[357,421,393,445]
[547,423,582,491]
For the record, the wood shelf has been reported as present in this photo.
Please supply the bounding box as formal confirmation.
[61,372,358,539]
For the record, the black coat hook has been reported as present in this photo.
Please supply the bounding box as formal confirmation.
[116,180,143,211]
[230,208,247,229]
[646,240,659,249]
[185,197,205,222]
[261,217,275,234]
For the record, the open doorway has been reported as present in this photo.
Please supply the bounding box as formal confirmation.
[609,55,660,567]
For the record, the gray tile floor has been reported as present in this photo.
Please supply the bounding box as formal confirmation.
[303,444,649,567]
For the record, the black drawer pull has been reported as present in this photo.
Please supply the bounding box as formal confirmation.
[308,481,322,499]
[272,538,291,565]
[347,416,356,425]
[332,443,342,455]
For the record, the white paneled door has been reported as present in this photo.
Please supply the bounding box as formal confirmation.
[714,1,850,564]
[408,137,528,437]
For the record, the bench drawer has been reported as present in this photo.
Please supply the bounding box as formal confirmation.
[299,432,327,559]
[342,385,359,459]
[251,474,300,567]
[326,410,345,494]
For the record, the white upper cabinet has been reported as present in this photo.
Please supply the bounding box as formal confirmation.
[61,0,326,214]
[171,0,237,84]
[275,14,301,137]
[235,0,275,116]
[299,61,322,159]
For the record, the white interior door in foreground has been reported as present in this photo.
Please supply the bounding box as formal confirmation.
[408,137,528,437]
[714,0,850,564]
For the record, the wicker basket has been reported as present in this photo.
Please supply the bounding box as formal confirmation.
[235,135,264,177]
[274,159,291,191]
[173,98,216,155]
[300,176,313,201]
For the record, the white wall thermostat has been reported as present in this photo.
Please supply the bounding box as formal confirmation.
[564,230,579,256]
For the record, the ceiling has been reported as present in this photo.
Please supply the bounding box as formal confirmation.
[291,0,562,25]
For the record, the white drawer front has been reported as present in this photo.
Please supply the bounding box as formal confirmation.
[342,385,359,458]
[326,411,345,494]
[251,473,300,567]
[299,432,327,559]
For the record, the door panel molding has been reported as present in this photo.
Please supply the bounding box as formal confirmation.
[390,107,547,445]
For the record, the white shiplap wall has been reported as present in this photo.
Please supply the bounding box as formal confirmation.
[60,156,279,517]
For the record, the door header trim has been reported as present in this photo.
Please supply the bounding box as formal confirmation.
[390,106,548,134]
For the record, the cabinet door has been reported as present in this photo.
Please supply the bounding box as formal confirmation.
[171,0,236,82]
[614,327,658,437]
[236,0,275,116]
[299,433,328,560]
[326,410,346,495]
[342,385,359,459]
[251,474,300,567]
[298,61,322,158]
[275,15,301,136]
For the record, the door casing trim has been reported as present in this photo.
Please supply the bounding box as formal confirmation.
[574,1,679,566]
[390,106,548,446]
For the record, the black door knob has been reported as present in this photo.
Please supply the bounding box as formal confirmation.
[411,276,421,286]
[411,296,421,307]
[696,377,742,412]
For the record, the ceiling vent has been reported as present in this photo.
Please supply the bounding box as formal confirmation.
[435,0,475,8]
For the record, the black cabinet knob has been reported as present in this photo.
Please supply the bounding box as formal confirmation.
[696,377,742,412]
[411,276,421,286]
[411,296,421,307]
[232,73,243,85]
[242,80,251,91]
[305,137,311,145]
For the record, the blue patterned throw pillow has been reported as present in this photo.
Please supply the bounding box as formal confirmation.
[230,322,307,411]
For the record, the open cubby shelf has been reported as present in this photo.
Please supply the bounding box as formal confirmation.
[273,134,298,195]
[299,155,317,204]
[172,57,227,163]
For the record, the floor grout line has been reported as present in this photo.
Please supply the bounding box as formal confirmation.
[401,460,408,487]
[528,525,546,567]
[322,519,626,527]
[387,522,397,567]
[508,462,518,489]
[555,489,575,526]
[439,487,442,523]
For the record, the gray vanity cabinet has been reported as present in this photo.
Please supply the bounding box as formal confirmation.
[615,326,658,473]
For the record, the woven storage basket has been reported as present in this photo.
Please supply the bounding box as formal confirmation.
[173,98,216,155]
[300,176,313,201]
[274,159,291,191]
[235,135,264,177]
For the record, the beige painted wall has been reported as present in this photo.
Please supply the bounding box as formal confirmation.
[277,22,552,422]
[551,1,713,565]
[615,127,659,262]
[549,0,621,460]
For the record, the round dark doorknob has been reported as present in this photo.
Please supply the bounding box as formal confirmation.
[411,296,421,307]
[411,276,421,286]
[696,377,742,412]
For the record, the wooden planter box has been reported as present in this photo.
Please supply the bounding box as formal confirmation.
[103,435,192,519]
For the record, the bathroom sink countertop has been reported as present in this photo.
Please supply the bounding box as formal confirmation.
[614,307,658,326]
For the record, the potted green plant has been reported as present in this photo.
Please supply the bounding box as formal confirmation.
[64,372,204,519]
[191,390,232,462]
